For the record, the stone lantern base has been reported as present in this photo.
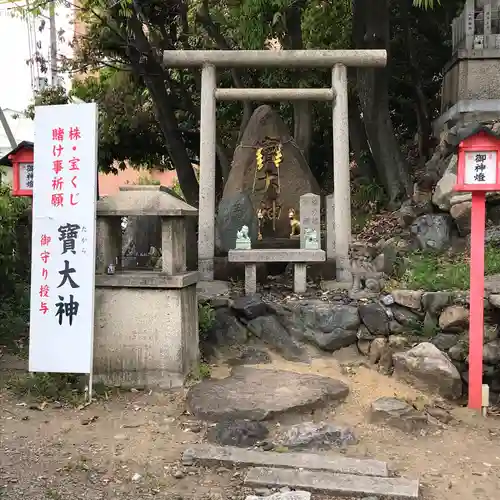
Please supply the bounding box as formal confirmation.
[93,271,199,389]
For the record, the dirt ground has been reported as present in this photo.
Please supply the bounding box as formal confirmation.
[2,350,500,500]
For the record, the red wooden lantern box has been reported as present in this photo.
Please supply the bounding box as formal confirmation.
[0,141,34,197]
[456,131,500,192]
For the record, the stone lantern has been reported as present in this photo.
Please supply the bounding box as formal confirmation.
[93,185,199,389]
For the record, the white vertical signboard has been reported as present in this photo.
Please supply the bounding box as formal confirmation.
[29,103,98,374]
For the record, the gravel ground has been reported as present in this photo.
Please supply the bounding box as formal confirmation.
[2,351,500,500]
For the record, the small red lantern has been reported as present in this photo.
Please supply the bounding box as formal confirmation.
[454,127,500,412]
[456,130,500,192]
[0,141,34,197]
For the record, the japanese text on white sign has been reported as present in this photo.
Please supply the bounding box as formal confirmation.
[465,151,497,185]
[29,103,98,374]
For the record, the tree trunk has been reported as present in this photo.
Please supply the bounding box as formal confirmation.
[285,1,312,163]
[352,0,412,204]
[348,93,377,182]
[401,0,432,162]
[128,13,199,206]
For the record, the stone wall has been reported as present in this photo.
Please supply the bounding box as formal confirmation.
[201,287,500,401]
[396,120,500,250]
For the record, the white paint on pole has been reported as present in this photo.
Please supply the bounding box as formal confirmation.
[29,103,98,374]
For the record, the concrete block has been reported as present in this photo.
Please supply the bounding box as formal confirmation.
[182,444,388,477]
[244,467,419,499]
[294,263,307,293]
[228,249,325,263]
[245,264,257,295]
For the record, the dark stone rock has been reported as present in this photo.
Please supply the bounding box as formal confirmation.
[227,346,272,366]
[485,227,500,245]
[216,192,258,252]
[290,300,360,333]
[277,421,357,450]
[206,419,269,447]
[209,308,249,345]
[393,342,462,399]
[187,367,349,422]
[391,305,421,328]
[357,325,375,340]
[369,337,388,364]
[422,312,438,337]
[439,305,469,331]
[358,303,389,336]
[448,341,468,362]
[369,397,428,433]
[410,214,453,251]
[483,339,500,364]
[388,320,409,334]
[246,315,309,362]
[432,333,459,351]
[232,295,268,320]
[485,273,500,294]
[303,328,358,352]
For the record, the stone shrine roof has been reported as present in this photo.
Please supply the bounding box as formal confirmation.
[96,185,198,217]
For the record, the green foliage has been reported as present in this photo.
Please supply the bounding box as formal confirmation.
[135,173,160,185]
[0,185,31,347]
[401,245,500,291]
[198,302,216,342]
[7,372,85,404]
[352,179,387,212]
[24,86,69,120]
[170,178,185,199]
[188,362,212,382]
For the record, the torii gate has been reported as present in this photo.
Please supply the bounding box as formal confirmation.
[162,49,387,282]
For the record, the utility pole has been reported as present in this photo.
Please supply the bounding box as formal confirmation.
[0,108,17,149]
[49,0,57,85]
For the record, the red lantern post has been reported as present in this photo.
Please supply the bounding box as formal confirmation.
[455,130,500,409]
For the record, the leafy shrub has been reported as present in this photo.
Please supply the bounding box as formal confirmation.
[198,302,215,341]
[0,185,31,347]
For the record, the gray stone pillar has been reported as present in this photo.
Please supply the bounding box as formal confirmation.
[326,193,335,260]
[332,64,351,282]
[299,193,321,249]
[245,264,257,295]
[161,217,187,275]
[198,64,217,280]
[294,263,307,293]
[96,217,122,274]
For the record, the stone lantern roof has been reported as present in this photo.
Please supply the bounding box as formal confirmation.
[96,185,198,217]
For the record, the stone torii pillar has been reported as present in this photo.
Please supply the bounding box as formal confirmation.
[163,49,387,282]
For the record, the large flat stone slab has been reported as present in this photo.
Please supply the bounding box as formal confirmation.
[187,367,349,422]
[245,467,419,499]
[183,444,388,477]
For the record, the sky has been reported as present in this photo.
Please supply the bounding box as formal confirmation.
[0,3,73,112]
[0,3,73,151]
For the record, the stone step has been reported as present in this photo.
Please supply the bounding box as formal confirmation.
[183,444,388,477]
[244,467,419,499]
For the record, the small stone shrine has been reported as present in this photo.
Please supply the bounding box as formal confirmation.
[94,185,199,389]
[229,192,326,294]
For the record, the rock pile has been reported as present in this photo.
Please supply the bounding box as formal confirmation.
[395,121,500,248]
[201,285,500,400]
